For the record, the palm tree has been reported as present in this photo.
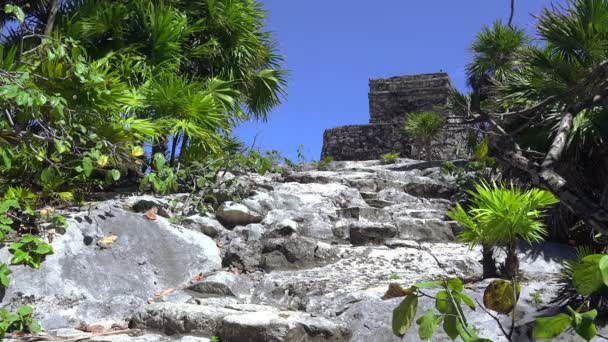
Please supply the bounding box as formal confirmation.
[448,181,559,279]
[403,111,445,160]
[27,0,288,165]
[466,21,528,112]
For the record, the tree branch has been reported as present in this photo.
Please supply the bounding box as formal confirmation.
[508,0,516,28]
[541,112,572,170]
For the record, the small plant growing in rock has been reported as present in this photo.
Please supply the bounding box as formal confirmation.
[448,181,558,279]
[381,152,400,164]
[9,234,54,269]
[313,156,334,171]
[0,306,41,338]
[402,111,445,160]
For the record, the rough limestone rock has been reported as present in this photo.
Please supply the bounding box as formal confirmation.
[131,302,352,341]
[8,158,605,342]
[348,222,398,245]
[216,201,264,228]
[0,201,221,329]
[184,215,225,238]
[187,271,252,298]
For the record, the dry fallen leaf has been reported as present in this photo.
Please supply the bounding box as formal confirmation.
[39,206,55,217]
[190,273,205,284]
[382,283,413,300]
[144,207,158,220]
[154,288,175,297]
[147,300,156,304]
[216,241,224,248]
[101,234,118,245]
[465,282,476,290]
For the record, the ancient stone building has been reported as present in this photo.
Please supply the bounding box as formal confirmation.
[321,72,466,161]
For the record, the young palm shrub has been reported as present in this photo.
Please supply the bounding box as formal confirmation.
[448,181,559,279]
[402,111,445,160]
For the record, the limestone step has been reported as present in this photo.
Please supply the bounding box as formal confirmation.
[131,302,352,341]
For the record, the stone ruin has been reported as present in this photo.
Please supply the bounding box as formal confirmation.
[321,72,467,161]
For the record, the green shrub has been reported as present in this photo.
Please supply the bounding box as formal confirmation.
[313,156,334,171]
[381,152,400,164]
[448,181,559,279]
[402,112,445,160]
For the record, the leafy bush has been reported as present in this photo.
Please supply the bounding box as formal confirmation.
[140,154,179,195]
[403,112,445,160]
[381,152,400,164]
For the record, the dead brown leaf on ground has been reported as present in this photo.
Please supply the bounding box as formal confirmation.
[154,288,175,296]
[144,207,158,220]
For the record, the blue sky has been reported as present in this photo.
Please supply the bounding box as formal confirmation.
[235,0,563,161]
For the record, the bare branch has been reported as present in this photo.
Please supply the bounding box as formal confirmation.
[508,0,516,28]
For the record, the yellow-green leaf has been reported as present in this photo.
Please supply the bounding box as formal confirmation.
[483,279,520,314]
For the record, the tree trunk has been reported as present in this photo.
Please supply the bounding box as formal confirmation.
[482,244,498,278]
[169,133,181,167]
[44,0,60,36]
[504,240,519,279]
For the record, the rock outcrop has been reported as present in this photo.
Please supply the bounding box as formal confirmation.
[1,159,599,341]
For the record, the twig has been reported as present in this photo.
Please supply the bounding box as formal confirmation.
[475,298,511,340]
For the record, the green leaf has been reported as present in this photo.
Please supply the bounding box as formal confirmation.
[109,169,121,181]
[54,139,68,154]
[573,254,607,296]
[455,292,476,310]
[600,255,608,287]
[443,315,459,340]
[28,319,41,333]
[392,294,418,337]
[4,5,25,23]
[17,306,33,317]
[572,310,598,341]
[533,314,572,339]
[83,157,94,177]
[40,167,57,185]
[435,290,451,313]
[447,278,464,292]
[10,251,28,266]
[33,242,53,255]
[414,280,443,289]
[416,310,443,339]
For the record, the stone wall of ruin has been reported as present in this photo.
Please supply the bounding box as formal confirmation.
[321,72,467,161]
